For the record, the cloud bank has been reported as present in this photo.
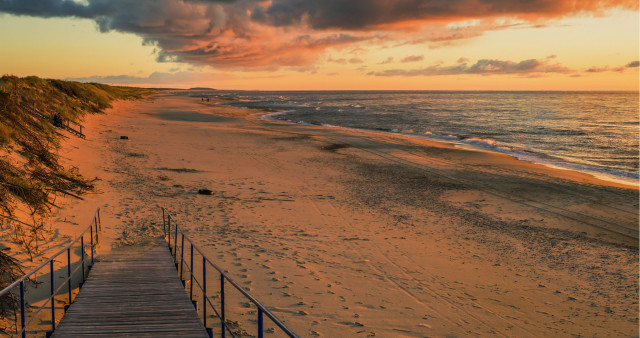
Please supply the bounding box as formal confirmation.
[369,58,573,76]
[0,0,636,70]
[584,60,640,73]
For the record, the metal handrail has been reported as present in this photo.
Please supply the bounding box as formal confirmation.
[0,208,101,337]
[161,207,299,338]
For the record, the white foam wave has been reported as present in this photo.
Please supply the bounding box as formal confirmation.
[258,110,291,121]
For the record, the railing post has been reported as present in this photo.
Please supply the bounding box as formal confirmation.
[190,244,194,301]
[95,216,99,244]
[203,257,207,329]
[20,281,25,338]
[220,275,225,338]
[180,234,185,278]
[174,221,178,259]
[97,209,101,230]
[50,260,55,333]
[80,236,85,283]
[258,307,264,338]
[162,208,166,239]
[67,248,72,306]
[168,216,172,249]
[90,224,94,264]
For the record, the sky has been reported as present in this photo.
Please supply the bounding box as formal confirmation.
[0,0,638,90]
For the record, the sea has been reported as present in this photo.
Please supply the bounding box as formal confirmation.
[195,90,639,185]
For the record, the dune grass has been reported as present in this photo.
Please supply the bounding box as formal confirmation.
[0,75,153,321]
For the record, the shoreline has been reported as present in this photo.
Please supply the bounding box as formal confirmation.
[253,108,639,190]
[44,93,639,336]
[187,90,639,190]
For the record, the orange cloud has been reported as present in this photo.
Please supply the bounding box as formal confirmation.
[0,0,636,70]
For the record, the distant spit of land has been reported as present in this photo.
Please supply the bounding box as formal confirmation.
[188,87,216,91]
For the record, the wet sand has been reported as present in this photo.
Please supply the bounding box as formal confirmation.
[49,92,638,337]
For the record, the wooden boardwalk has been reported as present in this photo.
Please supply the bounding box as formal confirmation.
[52,240,208,337]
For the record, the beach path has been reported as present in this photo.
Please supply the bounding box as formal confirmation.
[51,239,208,337]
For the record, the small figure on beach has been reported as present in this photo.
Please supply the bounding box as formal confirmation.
[201,98,204,102]
[53,113,62,127]
[206,98,210,102]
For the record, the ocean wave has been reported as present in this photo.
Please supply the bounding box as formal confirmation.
[461,137,499,147]
[535,127,587,136]
[258,110,292,120]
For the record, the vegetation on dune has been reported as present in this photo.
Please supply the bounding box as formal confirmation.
[1,75,151,119]
[0,252,22,330]
[0,75,153,321]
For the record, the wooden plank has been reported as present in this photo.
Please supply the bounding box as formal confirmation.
[52,239,208,337]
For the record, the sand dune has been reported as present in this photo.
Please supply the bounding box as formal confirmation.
[51,93,638,337]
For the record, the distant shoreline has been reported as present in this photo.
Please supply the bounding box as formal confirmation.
[258,110,640,189]
[197,91,639,189]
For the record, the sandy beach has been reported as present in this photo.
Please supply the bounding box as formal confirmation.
[46,92,639,337]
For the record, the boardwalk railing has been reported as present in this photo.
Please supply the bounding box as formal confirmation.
[0,82,85,138]
[161,208,298,338]
[0,208,101,337]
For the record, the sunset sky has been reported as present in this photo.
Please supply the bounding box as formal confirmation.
[0,0,638,90]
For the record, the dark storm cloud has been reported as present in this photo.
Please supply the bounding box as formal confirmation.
[250,0,638,30]
[0,0,102,18]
